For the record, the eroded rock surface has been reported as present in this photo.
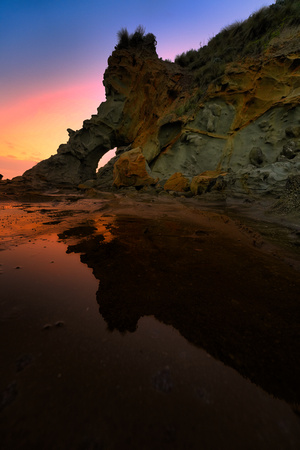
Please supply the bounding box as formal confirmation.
[113,147,158,187]
[23,45,188,188]
[22,31,300,204]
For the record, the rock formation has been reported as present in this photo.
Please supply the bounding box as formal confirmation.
[23,25,300,204]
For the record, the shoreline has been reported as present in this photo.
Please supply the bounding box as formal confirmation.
[1,194,300,399]
[1,191,300,267]
[1,194,300,448]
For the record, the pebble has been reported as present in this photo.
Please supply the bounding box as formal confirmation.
[16,354,34,372]
[0,381,17,411]
[43,321,65,330]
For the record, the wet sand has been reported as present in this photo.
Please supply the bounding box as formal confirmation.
[0,194,300,449]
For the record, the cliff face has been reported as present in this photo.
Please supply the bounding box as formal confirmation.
[148,45,300,198]
[23,31,300,201]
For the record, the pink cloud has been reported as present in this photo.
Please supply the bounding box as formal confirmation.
[0,75,107,180]
[1,77,105,124]
[0,156,38,180]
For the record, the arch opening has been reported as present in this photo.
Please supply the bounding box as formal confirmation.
[97,148,117,172]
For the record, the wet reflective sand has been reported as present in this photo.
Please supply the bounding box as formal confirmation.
[1,197,300,449]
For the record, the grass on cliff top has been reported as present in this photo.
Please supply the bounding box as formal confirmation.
[175,0,300,90]
[115,25,157,53]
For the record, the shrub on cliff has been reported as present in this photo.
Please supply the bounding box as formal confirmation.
[130,25,146,46]
[115,25,157,52]
[115,26,157,52]
[117,27,130,48]
[175,0,300,90]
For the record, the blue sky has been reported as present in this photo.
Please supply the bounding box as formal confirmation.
[0,0,275,178]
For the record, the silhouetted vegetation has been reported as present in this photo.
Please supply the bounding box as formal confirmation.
[175,0,300,90]
[115,25,157,52]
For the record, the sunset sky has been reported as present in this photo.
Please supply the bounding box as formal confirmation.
[1,0,274,179]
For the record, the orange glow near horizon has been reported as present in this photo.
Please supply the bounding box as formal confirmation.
[0,78,105,180]
[0,46,209,181]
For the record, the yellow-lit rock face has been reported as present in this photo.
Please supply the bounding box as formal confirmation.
[113,148,158,187]
[164,172,190,192]
[104,48,188,150]
[190,171,227,196]
[108,40,300,197]
[24,30,300,199]
[213,52,300,132]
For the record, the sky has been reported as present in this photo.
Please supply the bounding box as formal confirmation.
[0,0,275,179]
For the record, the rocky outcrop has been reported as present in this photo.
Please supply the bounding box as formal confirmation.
[148,48,300,198]
[113,147,158,187]
[23,30,300,203]
[23,45,189,187]
[190,171,227,196]
[163,172,190,192]
[271,174,300,214]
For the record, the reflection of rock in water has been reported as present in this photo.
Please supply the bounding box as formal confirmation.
[64,214,300,405]
[152,367,173,393]
[0,381,17,412]
[58,224,98,239]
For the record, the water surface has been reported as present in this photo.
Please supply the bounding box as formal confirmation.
[1,200,299,449]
